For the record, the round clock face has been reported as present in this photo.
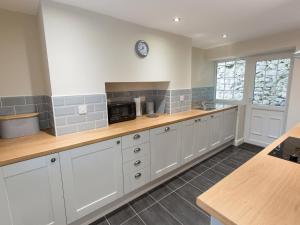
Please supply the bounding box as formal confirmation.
[135,40,149,58]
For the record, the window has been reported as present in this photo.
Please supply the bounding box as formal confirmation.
[216,60,246,101]
[253,58,291,106]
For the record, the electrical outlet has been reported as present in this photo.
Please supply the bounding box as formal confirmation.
[180,95,185,101]
[78,105,87,115]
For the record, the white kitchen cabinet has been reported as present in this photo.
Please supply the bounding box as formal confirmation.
[0,154,66,225]
[181,119,196,164]
[150,123,182,180]
[209,112,224,149]
[59,138,123,224]
[223,108,238,142]
[194,115,211,157]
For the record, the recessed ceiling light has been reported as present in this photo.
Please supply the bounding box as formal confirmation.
[173,17,181,22]
[222,34,228,39]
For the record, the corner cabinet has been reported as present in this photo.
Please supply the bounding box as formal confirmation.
[59,138,123,224]
[0,154,66,225]
[150,123,182,180]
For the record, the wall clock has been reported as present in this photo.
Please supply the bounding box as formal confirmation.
[135,40,149,58]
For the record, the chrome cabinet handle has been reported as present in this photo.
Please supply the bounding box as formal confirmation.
[135,173,142,179]
[51,158,56,163]
[134,160,141,166]
[134,147,141,153]
[165,127,170,132]
[116,140,121,145]
[133,134,141,140]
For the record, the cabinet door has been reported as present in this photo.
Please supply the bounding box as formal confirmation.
[59,138,123,224]
[194,116,210,157]
[209,112,224,149]
[223,108,237,142]
[181,119,196,164]
[0,154,66,225]
[150,123,181,180]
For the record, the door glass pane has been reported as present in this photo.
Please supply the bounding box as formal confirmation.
[253,58,291,106]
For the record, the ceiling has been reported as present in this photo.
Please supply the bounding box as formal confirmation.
[1,0,300,49]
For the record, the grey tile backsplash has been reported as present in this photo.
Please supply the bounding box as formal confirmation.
[192,87,215,107]
[169,89,192,114]
[0,87,216,137]
[107,90,170,114]
[0,96,52,130]
[52,94,108,136]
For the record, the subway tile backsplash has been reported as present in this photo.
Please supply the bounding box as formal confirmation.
[107,90,170,114]
[192,87,215,107]
[0,96,52,130]
[52,94,108,136]
[0,87,216,137]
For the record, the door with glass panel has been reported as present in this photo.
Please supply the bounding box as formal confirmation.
[244,54,292,146]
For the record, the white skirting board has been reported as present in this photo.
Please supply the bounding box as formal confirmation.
[234,137,244,146]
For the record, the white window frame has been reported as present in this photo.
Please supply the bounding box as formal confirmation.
[214,58,246,104]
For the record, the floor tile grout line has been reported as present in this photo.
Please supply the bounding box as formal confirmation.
[117,204,140,225]
[156,201,184,225]
[104,216,111,225]
[128,204,147,225]
[173,191,210,217]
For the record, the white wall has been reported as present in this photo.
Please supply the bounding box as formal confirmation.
[0,9,47,96]
[204,29,300,131]
[191,47,215,88]
[40,1,192,96]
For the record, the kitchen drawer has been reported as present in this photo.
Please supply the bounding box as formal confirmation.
[123,168,150,194]
[122,143,150,162]
[122,130,150,148]
[123,155,149,173]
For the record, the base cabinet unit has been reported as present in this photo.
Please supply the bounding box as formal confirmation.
[122,140,150,193]
[194,115,211,157]
[59,138,123,224]
[150,123,182,180]
[209,112,224,149]
[0,154,66,225]
[223,108,238,142]
[181,119,197,164]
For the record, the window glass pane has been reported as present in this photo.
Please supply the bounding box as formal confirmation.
[216,59,245,101]
[252,58,291,106]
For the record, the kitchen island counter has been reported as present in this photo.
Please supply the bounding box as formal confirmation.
[197,123,300,225]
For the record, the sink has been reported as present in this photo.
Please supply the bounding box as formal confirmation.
[194,106,216,111]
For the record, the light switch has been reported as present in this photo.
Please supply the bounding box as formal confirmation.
[78,105,87,115]
[180,95,185,101]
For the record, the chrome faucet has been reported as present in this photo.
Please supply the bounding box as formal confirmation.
[201,101,207,110]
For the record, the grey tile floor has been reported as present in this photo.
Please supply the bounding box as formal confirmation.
[90,143,263,225]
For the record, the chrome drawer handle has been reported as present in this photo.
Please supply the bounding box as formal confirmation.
[134,148,141,153]
[134,160,141,166]
[135,173,142,179]
[165,127,170,132]
[133,134,141,140]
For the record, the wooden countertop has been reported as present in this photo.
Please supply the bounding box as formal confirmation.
[0,113,39,121]
[0,105,236,167]
[197,123,300,225]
